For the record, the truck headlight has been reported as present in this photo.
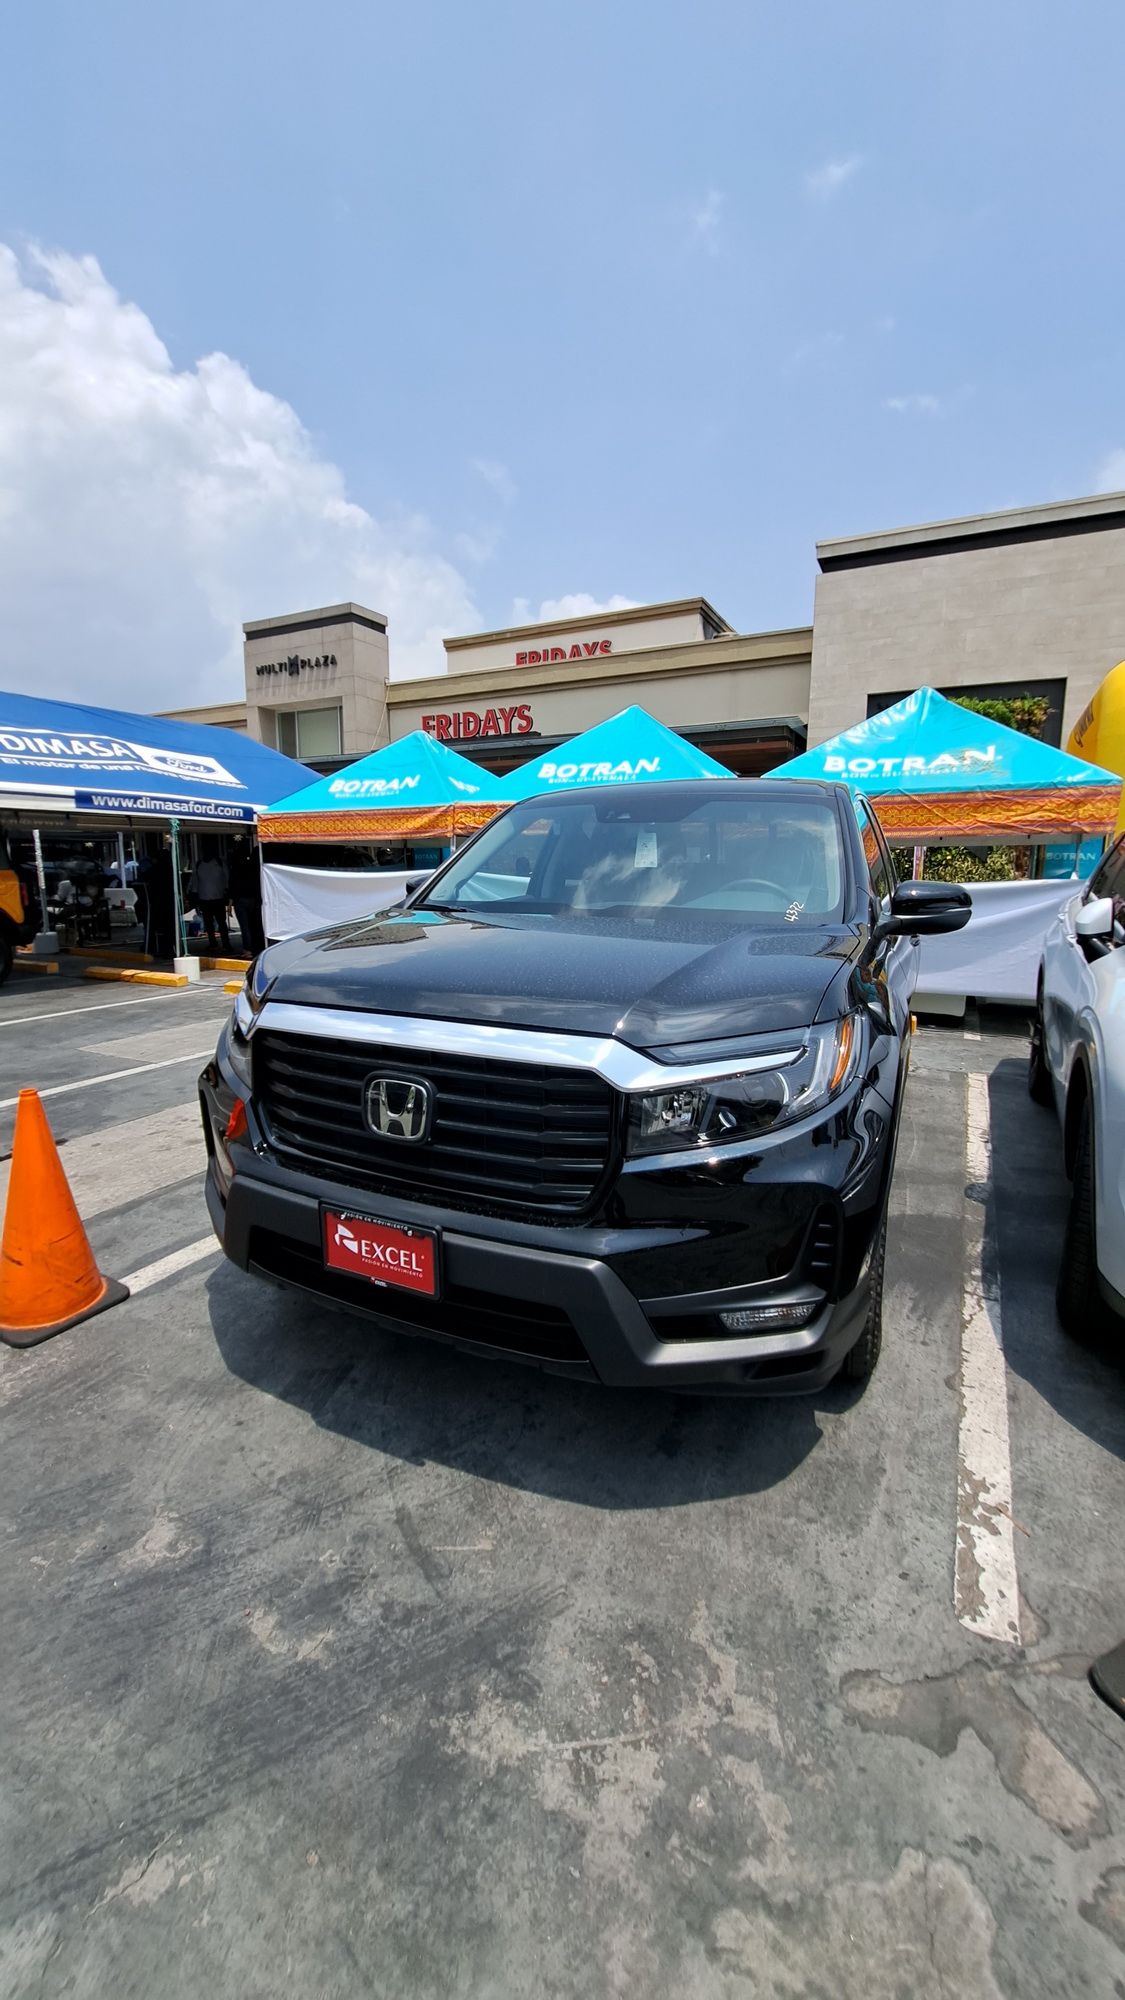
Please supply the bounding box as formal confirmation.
[223,1016,253,1092]
[626,1016,861,1158]
[227,958,273,1089]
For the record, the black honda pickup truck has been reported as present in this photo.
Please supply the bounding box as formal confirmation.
[200,779,969,1393]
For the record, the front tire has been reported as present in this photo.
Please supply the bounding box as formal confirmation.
[0,929,12,988]
[840,1213,886,1381]
[1056,1104,1103,1337]
[1028,1005,1053,1107]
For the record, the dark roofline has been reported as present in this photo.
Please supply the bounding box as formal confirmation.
[817,490,1125,571]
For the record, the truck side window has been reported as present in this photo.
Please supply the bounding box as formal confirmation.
[856,800,893,905]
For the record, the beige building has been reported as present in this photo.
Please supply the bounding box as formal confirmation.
[160,489,1125,774]
[389,600,810,776]
[162,602,390,766]
[810,490,1125,747]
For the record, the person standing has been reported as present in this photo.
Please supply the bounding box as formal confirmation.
[188,846,231,954]
[228,840,265,957]
[141,849,178,959]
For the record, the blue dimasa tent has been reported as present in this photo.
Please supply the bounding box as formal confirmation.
[260,729,508,842]
[781,687,1121,841]
[497,705,733,800]
[0,689,312,824]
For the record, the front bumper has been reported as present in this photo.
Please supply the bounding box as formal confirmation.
[201,1061,892,1395]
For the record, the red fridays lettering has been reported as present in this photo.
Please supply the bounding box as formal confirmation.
[515,640,612,665]
[422,705,534,740]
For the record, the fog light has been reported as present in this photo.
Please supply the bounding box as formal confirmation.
[209,1108,241,1196]
[718,1301,819,1333]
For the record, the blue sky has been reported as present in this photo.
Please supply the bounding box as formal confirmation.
[1,0,1123,707]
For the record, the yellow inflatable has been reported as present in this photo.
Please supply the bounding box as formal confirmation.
[1068,660,1125,835]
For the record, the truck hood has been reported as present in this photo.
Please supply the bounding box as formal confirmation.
[261,909,857,1048]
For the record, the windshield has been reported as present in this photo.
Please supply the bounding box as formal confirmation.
[419,790,846,928]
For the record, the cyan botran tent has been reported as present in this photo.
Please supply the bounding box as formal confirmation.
[0,689,312,823]
[497,705,732,799]
[782,688,1121,841]
[259,729,508,843]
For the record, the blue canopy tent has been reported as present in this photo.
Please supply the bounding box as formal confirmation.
[257,731,511,940]
[782,688,1124,1010]
[259,729,508,843]
[0,689,314,962]
[780,688,1120,842]
[0,689,312,824]
[496,705,733,799]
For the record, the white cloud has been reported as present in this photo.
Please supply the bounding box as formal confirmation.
[781,331,844,379]
[804,154,861,201]
[454,527,501,565]
[0,244,479,708]
[472,457,516,505]
[884,393,941,415]
[534,593,640,622]
[1094,450,1125,493]
[691,189,724,256]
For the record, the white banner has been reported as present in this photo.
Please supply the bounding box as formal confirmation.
[915,877,1078,1003]
[262,864,431,942]
[262,862,1080,1002]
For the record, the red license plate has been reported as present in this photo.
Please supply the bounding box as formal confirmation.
[323,1209,439,1296]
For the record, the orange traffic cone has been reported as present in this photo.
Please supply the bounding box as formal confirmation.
[0,1089,128,1348]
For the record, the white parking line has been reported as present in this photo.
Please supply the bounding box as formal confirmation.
[0,993,227,1028]
[0,1050,215,1110]
[955,1071,1022,1645]
[122,1235,220,1294]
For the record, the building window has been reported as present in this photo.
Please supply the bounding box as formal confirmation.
[276,706,342,760]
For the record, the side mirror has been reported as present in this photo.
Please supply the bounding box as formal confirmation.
[1076,895,1114,939]
[876,879,972,941]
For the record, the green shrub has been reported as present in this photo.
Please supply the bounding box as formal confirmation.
[890,845,1017,883]
[951,694,1050,738]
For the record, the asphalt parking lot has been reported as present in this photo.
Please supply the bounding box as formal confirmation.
[1,974,1124,1999]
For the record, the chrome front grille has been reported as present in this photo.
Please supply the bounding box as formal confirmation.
[253,1028,615,1215]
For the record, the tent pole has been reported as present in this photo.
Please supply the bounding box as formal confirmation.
[170,818,186,959]
[116,831,127,889]
[30,828,57,955]
[912,846,925,880]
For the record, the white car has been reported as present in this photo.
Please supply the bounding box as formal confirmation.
[1029,831,1125,1332]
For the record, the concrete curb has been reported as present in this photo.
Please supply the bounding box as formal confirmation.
[82,967,190,988]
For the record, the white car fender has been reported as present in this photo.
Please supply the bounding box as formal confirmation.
[1081,972,1125,1306]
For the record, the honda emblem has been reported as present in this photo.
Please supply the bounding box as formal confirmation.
[363,1075,433,1144]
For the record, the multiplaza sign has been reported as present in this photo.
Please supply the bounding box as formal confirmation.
[421,704,534,740]
[255,653,338,678]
